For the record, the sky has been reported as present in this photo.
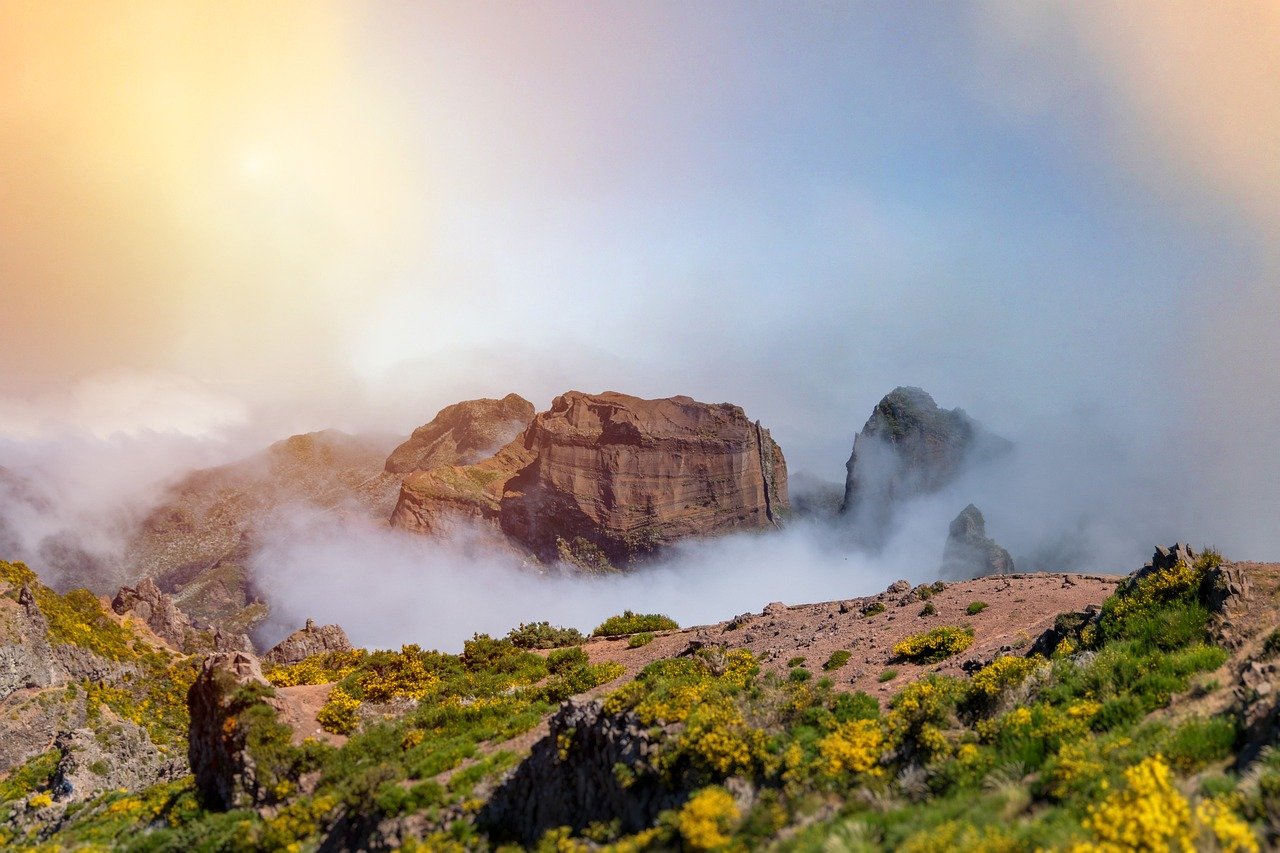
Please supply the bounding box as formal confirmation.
[1,1,1278,614]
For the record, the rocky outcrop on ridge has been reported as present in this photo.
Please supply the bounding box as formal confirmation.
[111,576,198,650]
[187,651,285,810]
[392,391,790,565]
[384,394,536,474]
[263,619,353,665]
[840,387,1010,549]
[940,504,1015,579]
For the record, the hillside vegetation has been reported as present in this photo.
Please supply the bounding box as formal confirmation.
[3,550,1278,851]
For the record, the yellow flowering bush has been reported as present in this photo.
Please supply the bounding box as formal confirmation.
[899,819,1020,853]
[316,686,361,735]
[675,787,739,851]
[358,645,441,702]
[969,656,1042,701]
[817,718,885,779]
[677,702,767,776]
[1195,797,1259,853]
[265,649,367,688]
[1074,755,1193,851]
[893,626,974,664]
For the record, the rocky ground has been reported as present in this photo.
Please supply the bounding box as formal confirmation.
[579,571,1120,702]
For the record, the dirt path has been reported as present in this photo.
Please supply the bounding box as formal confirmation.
[275,683,346,746]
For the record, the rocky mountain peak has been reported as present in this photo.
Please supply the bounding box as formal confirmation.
[841,387,1010,549]
[384,393,535,474]
[391,391,789,566]
[940,503,1015,578]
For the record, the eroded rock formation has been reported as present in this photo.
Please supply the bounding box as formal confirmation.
[940,504,1015,579]
[840,387,1010,549]
[391,391,790,565]
[384,394,536,474]
[187,651,289,810]
[263,619,352,665]
[112,577,197,650]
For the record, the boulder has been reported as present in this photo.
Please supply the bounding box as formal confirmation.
[392,391,790,566]
[840,387,1010,549]
[263,619,353,665]
[384,394,536,474]
[940,504,1015,579]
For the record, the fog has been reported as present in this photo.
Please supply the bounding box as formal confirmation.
[0,4,1277,649]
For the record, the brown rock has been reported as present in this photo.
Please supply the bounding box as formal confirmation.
[391,391,790,566]
[112,577,194,650]
[384,394,536,474]
[263,619,353,665]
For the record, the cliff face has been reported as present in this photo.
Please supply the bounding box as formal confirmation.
[840,387,1010,549]
[391,391,789,566]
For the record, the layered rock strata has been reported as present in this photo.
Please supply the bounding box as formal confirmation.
[391,391,790,565]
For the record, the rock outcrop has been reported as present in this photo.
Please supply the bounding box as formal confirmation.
[840,387,1010,549]
[263,619,353,665]
[384,394,536,474]
[479,699,685,844]
[940,504,1015,579]
[392,391,790,565]
[111,577,197,651]
[187,651,290,810]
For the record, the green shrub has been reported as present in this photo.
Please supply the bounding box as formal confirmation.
[592,610,679,636]
[967,601,989,615]
[919,602,936,617]
[823,650,852,671]
[1165,715,1237,772]
[546,646,589,675]
[787,656,807,668]
[863,602,886,617]
[879,669,898,683]
[505,621,585,649]
[893,626,975,664]
[789,667,812,683]
[628,632,655,648]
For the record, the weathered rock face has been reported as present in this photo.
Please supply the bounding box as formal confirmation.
[263,619,353,665]
[391,391,790,565]
[840,387,1010,549]
[111,577,196,650]
[49,722,185,803]
[479,699,685,845]
[941,504,1015,579]
[187,651,287,810]
[384,394,536,474]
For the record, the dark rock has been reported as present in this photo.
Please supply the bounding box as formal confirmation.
[940,504,1015,579]
[187,651,287,810]
[840,387,1010,549]
[479,699,688,845]
[263,620,353,666]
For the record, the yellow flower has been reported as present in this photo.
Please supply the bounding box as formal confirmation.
[675,787,739,851]
[817,719,885,778]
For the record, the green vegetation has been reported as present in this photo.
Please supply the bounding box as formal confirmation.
[628,631,655,648]
[966,600,989,615]
[5,550,1265,851]
[823,650,852,671]
[592,610,679,636]
[787,656,806,668]
[863,602,886,617]
[878,669,899,683]
[892,625,975,664]
[919,602,936,616]
[504,620,586,649]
